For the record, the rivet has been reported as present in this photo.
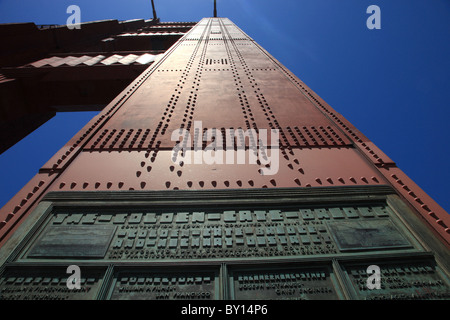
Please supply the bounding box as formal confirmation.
[436,219,446,227]
[428,212,438,219]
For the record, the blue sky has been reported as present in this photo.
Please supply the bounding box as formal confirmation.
[0,0,449,213]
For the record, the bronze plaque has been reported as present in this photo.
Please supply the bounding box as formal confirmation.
[28,225,116,258]
[342,259,450,300]
[108,269,220,300]
[0,266,105,300]
[229,265,341,300]
[22,204,413,261]
[327,219,410,251]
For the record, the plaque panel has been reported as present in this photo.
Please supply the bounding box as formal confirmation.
[0,266,106,300]
[107,268,220,300]
[20,203,413,262]
[341,258,450,300]
[28,225,116,258]
[327,219,411,252]
[228,264,342,300]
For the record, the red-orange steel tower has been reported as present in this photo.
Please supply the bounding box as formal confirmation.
[0,17,448,300]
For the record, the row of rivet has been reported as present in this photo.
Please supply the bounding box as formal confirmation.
[219,20,272,178]
[0,180,46,230]
[169,22,211,165]
[2,112,109,230]
[220,20,300,178]
[158,20,214,179]
[53,173,382,193]
[391,174,449,234]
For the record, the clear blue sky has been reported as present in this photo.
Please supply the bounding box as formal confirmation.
[0,0,449,214]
